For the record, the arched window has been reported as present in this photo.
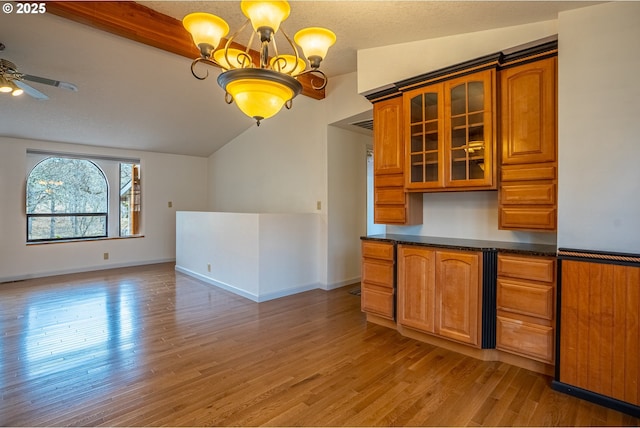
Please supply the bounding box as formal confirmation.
[26,157,109,242]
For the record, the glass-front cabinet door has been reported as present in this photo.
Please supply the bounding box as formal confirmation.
[444,69,495,188]
[404,84,444,190]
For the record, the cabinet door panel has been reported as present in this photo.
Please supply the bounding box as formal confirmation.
[501,57,556,165]
[444,69,495,189]
[436,250,480,346]
[398,246,437,333]
[374,97,404,175]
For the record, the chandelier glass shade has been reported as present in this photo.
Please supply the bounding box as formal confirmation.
[182,0,336,125]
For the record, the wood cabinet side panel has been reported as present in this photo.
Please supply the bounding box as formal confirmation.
[559,260,640,406]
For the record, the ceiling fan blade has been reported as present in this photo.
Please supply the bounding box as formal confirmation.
[14,80,49,100]
[22,73,78,92]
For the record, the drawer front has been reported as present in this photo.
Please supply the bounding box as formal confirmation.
[362,259,394,288]
[375,187,406,205]
[497,316,554,363]
[498,254,556,283]
[362,240,394,261]
[499,207,556,231]
[375,173,404,187]
[500,183,555,205]
[361,283,394,320]
[374,205,407,224]
[497,278,554,320]
[501,165,556,182]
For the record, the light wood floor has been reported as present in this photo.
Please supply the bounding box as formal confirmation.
[1,263,638,427]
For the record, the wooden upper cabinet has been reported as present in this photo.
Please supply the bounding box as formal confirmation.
[501,57,557,165]
[404,69,496,191]
[444,69,496,189]
[404,84,445,190]
[374,97,404,175]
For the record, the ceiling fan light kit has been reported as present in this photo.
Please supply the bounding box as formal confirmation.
[0,45,78,100]
[183,0,336,126]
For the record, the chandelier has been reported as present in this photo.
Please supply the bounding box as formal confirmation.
[182,1,336,126]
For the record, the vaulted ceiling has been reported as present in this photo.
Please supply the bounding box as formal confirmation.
[0,1,597,157]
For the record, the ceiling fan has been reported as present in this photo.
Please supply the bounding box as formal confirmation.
[0,43,78,100]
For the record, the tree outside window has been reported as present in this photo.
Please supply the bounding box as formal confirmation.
[26,157,108,241]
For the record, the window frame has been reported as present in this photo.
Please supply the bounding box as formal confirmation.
[25,150,142,244]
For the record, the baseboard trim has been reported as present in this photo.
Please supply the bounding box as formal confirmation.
[175,265,322,303]
[551,380,640,417]
[0,258,175,284]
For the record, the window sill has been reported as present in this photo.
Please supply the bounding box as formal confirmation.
[26,235,145,246]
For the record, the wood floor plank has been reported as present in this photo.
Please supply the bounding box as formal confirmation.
[0,262,638,426]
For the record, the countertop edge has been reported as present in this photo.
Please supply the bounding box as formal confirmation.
[361,234,558,257]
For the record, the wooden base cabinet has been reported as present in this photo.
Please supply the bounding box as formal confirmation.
[361,240,396,320]
[496,253,556,364]
[398,245,481,347]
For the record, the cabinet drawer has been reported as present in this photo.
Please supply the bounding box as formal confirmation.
[497,278,554,320]
[375,173,404,187]
[374,205,407,224]
[501,165,556,182]
[361,283,394,320]
[499,207,556,230]
[497,316,554,363]
[500,183,555,205]
[362,241,394,261]
[362,259,394,288]
[498,254,555,283]
[375,187,405,205]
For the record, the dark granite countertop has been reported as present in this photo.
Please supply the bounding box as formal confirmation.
[361,234,557,257]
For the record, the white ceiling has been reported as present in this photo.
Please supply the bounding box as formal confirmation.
[0,1,597,157]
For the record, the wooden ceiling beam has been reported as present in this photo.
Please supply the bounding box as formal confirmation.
[45,1,325,100]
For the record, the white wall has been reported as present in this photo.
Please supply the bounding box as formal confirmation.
[388,192,556,245]
[358,20,558,94]
[175,211,320,301]
[207,72,372,289]
[0,137,208,282]
[327,126,368,288]
[557,2,640,254]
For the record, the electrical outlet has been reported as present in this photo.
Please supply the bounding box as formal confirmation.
[316,201,321,210]
[207,263,211,272]
[103,252,109,260]
[168,201,173,208]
